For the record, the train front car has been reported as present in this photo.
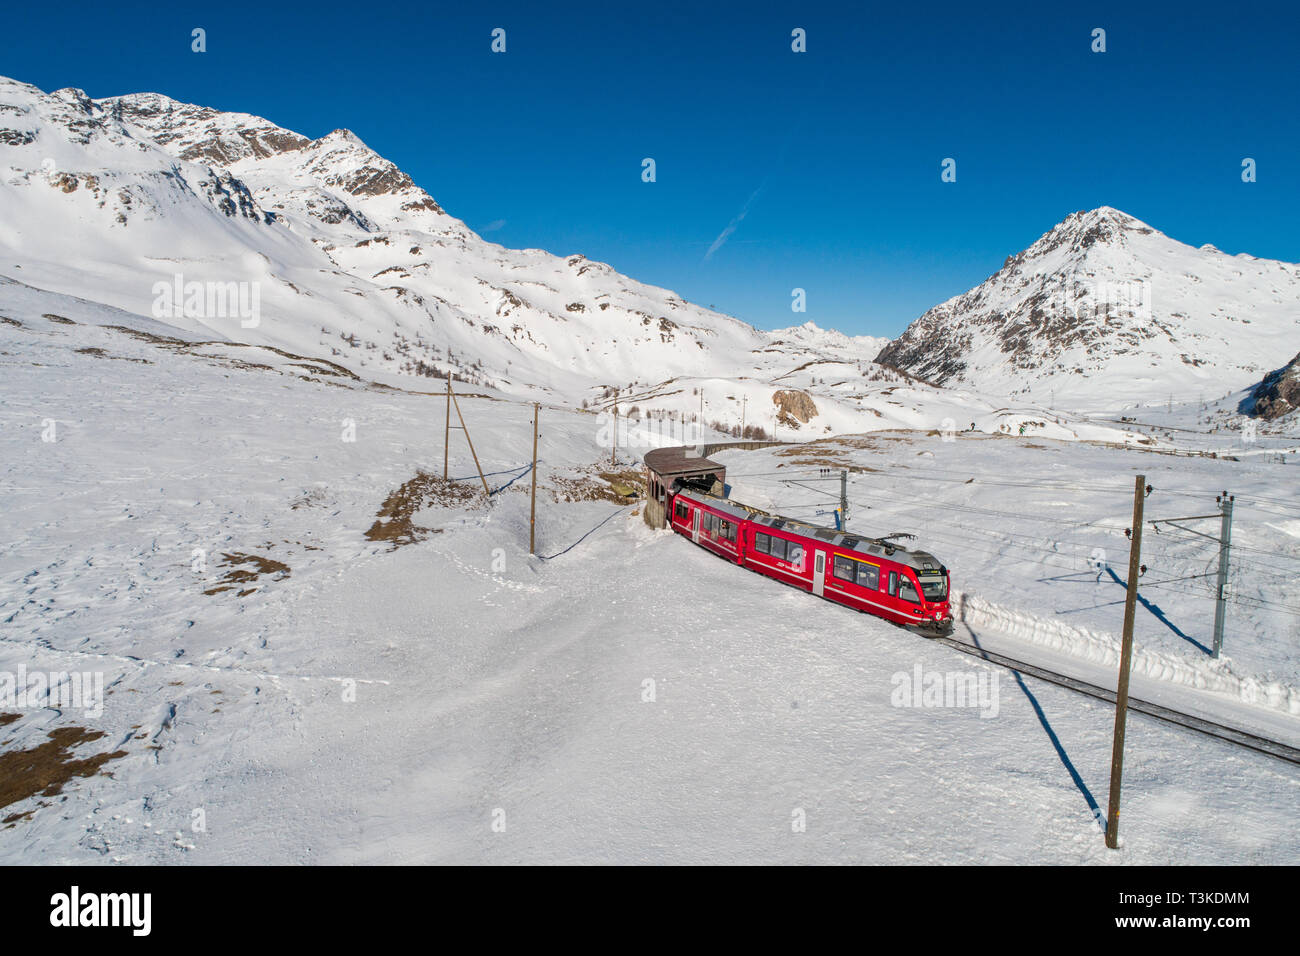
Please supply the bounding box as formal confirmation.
[903,551,954,637]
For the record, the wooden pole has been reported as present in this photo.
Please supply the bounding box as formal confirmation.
[1106,474,1146,849]
[530,402,539,555]
[443,375,451,480]
[449,384,490,495]
[611,388,618,466]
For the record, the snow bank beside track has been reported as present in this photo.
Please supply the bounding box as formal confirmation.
[953,591,1300,717]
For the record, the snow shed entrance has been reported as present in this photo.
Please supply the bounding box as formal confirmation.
[643,447,727,529]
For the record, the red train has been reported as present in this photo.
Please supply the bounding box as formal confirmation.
[668,486,953,635]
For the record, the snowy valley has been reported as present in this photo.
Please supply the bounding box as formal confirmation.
[2,74,1299,865]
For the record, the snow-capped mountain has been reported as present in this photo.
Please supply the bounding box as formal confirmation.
[876,207,1300,411]
[1,74,922,435]
[10,74,1270,437]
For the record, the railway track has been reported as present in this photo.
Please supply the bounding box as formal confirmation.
[933,632,1300,766]
[648,443,1300,767]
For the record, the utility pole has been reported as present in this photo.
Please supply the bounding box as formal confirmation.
[1106,474,1147,850]
[611,388,618,466]
[840,470,848,531]
[740,395,747,438]
[1213,492,1234,659]
[1148,494,1234,659]
[443,375,451,479]
[530,402,539,555]
[448,380,490,495]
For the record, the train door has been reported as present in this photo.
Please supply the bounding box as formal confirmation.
[692,507,701,544]
[812,551,826,597]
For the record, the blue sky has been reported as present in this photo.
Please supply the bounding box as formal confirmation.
[4,0,1297,337]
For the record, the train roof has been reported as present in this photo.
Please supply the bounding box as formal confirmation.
[674,488,756,523]
[676,487,946,574]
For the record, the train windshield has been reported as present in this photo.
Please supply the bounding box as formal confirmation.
[917,574,948,601]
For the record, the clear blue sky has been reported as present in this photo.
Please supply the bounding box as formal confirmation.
[4,0,1297,337]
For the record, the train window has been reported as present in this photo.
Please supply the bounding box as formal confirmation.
[898,576,919,603]
[918,575,948,601]
[770,537,788,561]
[787,543,803,567]
[675,500,688,521]
[720,520,734,541]
[755,533,770,554]
[856,563,879,589]
[833,555,855,581]
[887,571,898,596]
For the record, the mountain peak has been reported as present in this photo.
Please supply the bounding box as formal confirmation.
[319,128,364,146]
[1059,205,1154,237]
[877,206,1300,407]
[103,90,311,164]
[1084,204,1135,222]
[0,74,40,94]
[1013,206,1158,265]
[111,90,186,111]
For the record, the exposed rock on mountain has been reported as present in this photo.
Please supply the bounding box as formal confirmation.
[772,389,818,425]
[876,207,1300,410]
[1243,352,1300,421]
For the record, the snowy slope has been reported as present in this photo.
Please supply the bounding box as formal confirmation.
[877,207,1300,412]
[2,286,1297,864]
[0,74,931,436]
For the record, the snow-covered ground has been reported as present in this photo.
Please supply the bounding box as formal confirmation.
[3,291,1297,864]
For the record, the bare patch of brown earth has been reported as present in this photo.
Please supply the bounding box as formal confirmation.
[0,719,128,825]
[203,552,291,595]
[365,471,488,548]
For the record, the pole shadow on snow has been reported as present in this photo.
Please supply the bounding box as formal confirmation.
[1053,598,1128,614]
[1104,567,1211,654]
[488,462,533,495]
[1036,571,1108,585]
[960,608,1105,832]
[447,462,533,493]
[1037,571,1129,615]
[536,504,633,560]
